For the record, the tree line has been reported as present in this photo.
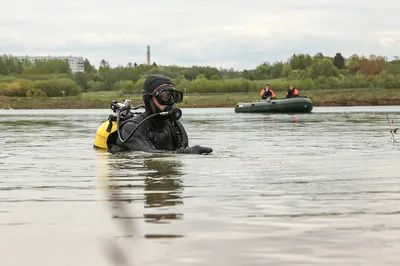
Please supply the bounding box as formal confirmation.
[0,52,400,98]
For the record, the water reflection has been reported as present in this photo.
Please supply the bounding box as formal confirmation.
[95,151,185,265]
[140,158,184,224]
[96,151,185,239]
[260,115,274,132]
[294,114,299,127]
[260,114,299,132]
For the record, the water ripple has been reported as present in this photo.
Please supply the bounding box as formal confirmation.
[1,107,400,266]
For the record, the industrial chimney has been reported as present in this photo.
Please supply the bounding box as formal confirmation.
[146,45,150,65]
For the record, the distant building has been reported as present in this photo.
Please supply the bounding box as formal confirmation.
[147,45,151,65]
[15,55,85,74]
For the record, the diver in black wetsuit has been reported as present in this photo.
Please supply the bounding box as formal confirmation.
[113,74,213,154]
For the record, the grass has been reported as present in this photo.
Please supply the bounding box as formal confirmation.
[82,90,122,99]
[305,88,400,106]
[1,88,400,109]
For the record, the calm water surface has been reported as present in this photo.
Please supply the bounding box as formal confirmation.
[1,106,400,266]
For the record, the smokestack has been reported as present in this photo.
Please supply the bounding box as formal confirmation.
[146,45,150,65]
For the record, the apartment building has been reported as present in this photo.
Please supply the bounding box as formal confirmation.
[16,55,85,73]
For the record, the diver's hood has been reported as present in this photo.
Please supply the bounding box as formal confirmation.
[142,74,176,115]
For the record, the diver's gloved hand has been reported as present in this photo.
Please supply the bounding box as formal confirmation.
[177,145,213,154]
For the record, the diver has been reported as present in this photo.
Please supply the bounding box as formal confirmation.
[110,74,213,155]
[260,84,276,100]
[286,85,299,98]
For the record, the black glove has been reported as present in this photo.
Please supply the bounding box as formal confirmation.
[177,145,213,154]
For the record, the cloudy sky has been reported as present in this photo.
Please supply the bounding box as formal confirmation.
[1,0,399,70]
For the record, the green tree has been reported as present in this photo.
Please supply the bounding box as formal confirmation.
[0,57,9,75]
[307,58,340,79]
[44,59,71,74]
[281,64,293,77]
[112,80,136,94]
[73,72,90,91]
[99,59,110,72]
[84,58,96,73]
[347,54,360,74]
[270,62,284,78]
[333,53,345,69]
[289,54,313,70]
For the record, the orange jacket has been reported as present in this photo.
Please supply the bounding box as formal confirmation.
[286,88,299,97]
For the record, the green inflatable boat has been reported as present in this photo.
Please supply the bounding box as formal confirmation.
[234,96,313,113]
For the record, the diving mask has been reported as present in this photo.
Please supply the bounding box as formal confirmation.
[151,85,183,105]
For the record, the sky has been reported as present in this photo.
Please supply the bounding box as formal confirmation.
[1,0,399,70]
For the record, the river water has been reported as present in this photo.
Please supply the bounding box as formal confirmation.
[1,106,400,266]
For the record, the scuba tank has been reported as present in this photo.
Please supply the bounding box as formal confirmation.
[93,99,143,149]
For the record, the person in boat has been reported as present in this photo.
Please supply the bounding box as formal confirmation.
[111,74,213,154]
[260,84,276,100]
[285,85,299,98]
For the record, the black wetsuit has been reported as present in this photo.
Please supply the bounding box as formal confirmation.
[112,74,212,155]
[115,113,183,152]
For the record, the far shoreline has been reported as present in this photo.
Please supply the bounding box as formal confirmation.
[1,99,400,110]
[1,89,400,109]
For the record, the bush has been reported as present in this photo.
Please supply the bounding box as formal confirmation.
[0,75,17,83]
[113,80,137,94]
[373,73,400,89]
[7,82,27,97]
[33,78,82,97]
[26,88,47,97]
[87,80,107,92]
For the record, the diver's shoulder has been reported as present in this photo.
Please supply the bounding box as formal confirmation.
[125,113,146,123]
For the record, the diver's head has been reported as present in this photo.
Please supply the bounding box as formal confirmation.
[142,74,183,115]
